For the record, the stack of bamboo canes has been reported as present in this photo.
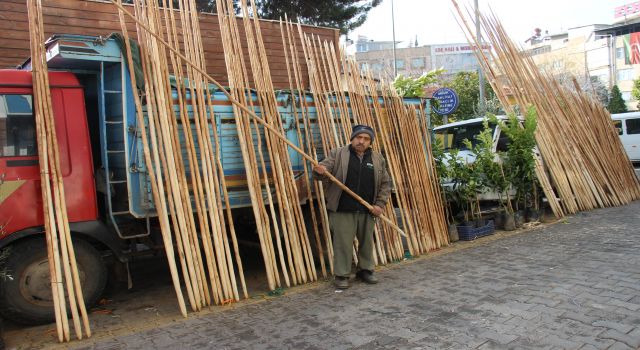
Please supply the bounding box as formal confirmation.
[106,2,446,323]
[109,0,408,301]
[282,20,450,260]
[114,0,247,316]
[452,1,640,217]
[216,0,320,288]
[27,0,91,342]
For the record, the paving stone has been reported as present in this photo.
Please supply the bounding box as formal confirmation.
[598,329,640,349]
[592,320,635,334]
[40,201,640,350]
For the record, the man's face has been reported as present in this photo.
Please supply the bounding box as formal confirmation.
[351,133,371,153]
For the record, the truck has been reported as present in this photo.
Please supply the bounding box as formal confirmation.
[0,34,428,325]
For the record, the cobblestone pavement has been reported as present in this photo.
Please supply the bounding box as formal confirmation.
[63,201,640,349]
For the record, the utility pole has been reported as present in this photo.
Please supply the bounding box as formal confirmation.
[391,0,397,78]
[475,0,486,115]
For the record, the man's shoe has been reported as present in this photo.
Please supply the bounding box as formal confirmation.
[356,270,378,284]
[334,276,350,289]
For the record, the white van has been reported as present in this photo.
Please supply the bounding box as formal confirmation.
[611,112,640,166]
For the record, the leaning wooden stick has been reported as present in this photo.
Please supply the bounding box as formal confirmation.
[108,0,407,238]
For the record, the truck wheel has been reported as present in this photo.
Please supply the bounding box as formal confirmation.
[0,238,107,325]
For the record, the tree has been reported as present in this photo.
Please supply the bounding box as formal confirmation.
[632,78,640,109]
[441,71,495,121]
[130,0,382,34]
[553,73,608,107]
[607,85,628,114]
[393,68,445,98]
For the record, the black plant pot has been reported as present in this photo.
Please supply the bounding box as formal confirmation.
[493,211,504,229]
[526,208,541,222]
[448,223,459,242]
[503,212,516,231]
[514,210,525,228]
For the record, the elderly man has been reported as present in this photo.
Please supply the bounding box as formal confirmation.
[313,124,392,289]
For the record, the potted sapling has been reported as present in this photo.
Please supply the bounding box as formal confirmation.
[467,119,514,230]
[492,107,538,226]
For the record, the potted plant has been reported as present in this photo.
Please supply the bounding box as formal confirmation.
[432,138,459,241]
[492,107,539,225]
[466,119,515,230]
[447,148,480,226]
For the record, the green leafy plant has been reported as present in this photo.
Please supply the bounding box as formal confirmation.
[393,68,445,98]
[632,78,640,109]
[432,137,455,224]
[441,71,495,121]
[492,106,538,211]
[465,119,513,214]
[447,148,481,223]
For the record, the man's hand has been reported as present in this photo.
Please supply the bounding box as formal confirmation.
[313,164,327,175]
[370,205,384,217]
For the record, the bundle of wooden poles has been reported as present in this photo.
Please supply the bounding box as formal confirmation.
[107,0,447,318]
[451,1,640,217]
[27,0,91,342]
[115,0,247,316]
[281,19,449,260]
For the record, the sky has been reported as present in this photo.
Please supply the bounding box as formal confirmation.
[346,0,628,48]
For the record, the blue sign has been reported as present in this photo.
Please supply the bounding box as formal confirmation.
[432,88,459,115]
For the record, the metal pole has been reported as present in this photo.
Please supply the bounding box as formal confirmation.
[391,0,397,78]
[475,0,486,115]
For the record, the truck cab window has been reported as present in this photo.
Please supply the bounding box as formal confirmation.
[0,95,36,157]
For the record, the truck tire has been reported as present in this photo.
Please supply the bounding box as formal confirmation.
[0,238,107,325]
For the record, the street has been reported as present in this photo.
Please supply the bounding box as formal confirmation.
[5,201,640,350]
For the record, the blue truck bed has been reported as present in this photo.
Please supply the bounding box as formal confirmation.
[28,34,429,226]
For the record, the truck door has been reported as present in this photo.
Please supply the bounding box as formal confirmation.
[0,74,98,239]
[0,91,41,237]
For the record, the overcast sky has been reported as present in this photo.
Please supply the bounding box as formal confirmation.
[347,0,627,47]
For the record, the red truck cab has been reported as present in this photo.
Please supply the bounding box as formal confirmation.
[0,70,98,235]
[0,70,118,325]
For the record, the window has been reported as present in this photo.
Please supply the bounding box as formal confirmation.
[622,91,632,101]
[626,118,640,135]
[0,95,36,157]
[617,68,634,81]
[435,122,497,151]
[617,47,625,60]
[613,120,623,135]
[411,57,425,69]
[395,59,405,69]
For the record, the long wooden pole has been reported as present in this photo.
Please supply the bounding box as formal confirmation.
[108,0,407,238]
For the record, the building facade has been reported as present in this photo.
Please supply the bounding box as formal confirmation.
[354,36,491,81]
[525,1,640,111]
